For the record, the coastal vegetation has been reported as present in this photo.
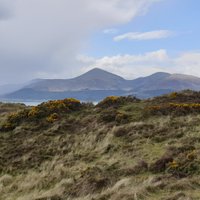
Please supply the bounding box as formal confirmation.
[1,90,200,199]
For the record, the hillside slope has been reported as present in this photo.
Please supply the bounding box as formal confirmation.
[1,91,200,199]
[129,72,200,98]
[22,68,127,92]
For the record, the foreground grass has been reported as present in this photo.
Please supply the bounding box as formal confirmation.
[1,91,200,199]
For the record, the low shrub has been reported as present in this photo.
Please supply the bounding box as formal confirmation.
[149,156,173,173]
[115,112,130,124]
[167,150,200,177]
[46,113,60,123]
[100,109,130,124]
[44,98,81,113]
[100,108,118,122]
[150,146,200,177]
[113,127,129,137]
[28,107,44,119]
[147,103,200,116]
[150,90,200,104]
[1,98,82,132]
[0,109,29,131]
[97,96,140,109]
[0,122,15,131]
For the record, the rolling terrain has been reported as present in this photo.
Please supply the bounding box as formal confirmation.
[1,91,200,199]
[3,68,200,101]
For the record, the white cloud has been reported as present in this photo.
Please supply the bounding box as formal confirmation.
[175,52,200,75]
[114,30,175,41]
[103,28,118,34]
[0,0,162,84]
[78,50,200,79]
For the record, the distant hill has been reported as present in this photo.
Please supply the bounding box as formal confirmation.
[129,72,200,98]
[24,68,127,92]
[0,79,43,96]
[3,68,200,101]
[0,84,25,96]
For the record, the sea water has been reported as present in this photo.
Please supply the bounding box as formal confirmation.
[0,99,98,106]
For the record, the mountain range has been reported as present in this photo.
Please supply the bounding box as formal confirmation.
[2,68,200,101]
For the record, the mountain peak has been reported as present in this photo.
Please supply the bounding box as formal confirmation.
[87,68,105,73]
[77,68,125,81]
[149,72,171,77]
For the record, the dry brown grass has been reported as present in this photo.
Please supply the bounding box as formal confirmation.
[1,93,200,199]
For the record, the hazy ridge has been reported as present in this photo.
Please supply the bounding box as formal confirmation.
[3,68,200,101]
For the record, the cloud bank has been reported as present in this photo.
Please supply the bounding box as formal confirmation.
[0,0,160,84]
[78,50,200,79]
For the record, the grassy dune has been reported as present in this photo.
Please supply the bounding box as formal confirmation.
[1,91,200,199]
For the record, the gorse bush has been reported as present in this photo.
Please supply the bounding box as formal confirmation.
[43,98,81,113]
[151,90,200,104]
[149,145,200,177]
[28,98,81,119]
[0,98,82,131]
[97,96,140,109]
[46,113,60,123]
[97,96,120,108]
[166,150,200,177]
[28,107,43,119]
[147,103,200,116]
[1,109,29,131]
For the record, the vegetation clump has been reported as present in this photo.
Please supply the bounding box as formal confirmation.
[0,98,82,131]
[97,95,140,109]
[147,103,200,116]
[151,90,200,104]
[99,109,130,124]
[167,149,200,177]
[46,113,60,123]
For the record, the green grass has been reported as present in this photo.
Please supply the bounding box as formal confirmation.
[1,92,200,199]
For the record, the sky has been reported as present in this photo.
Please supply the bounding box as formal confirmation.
[0,0,200,84]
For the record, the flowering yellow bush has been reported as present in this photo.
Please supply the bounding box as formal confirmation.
[6,109,29,124]
[101,96,119,103]
[97,96,120,108]
[168,160,179,169]
[8,113,20,122]
[46,113,59,123]
[166,150,199,176]
[108,96,119,101]
[27,98,81,120]
[0,98,82,132]
[28,107,40,117]
[43,98,81,112]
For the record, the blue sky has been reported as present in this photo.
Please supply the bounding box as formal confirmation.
[87,0,200,57]
[0,0,200,84]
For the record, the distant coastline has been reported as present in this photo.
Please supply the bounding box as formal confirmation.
[0,99,45,106]
[0,98,99,106]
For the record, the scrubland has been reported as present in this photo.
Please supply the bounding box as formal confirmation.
[1,91,200,199]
